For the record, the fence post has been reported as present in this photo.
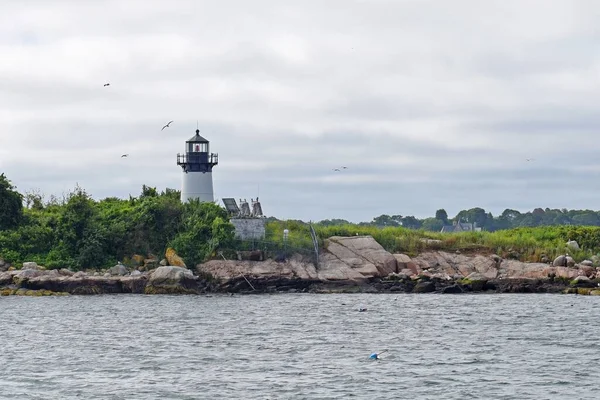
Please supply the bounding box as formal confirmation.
[309,223,319,268]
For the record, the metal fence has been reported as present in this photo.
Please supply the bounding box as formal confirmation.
[220,237,319,266]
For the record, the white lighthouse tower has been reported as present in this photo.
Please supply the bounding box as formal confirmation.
[176,129,218,203]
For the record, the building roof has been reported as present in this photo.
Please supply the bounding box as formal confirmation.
[440,220,479,233]
[187,129,209,143]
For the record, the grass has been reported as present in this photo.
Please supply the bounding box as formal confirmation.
[265,221,600,263]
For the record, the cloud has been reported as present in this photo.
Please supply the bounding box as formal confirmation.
[1,0,600,222]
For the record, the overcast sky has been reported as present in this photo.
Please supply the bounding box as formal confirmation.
[1,0,600,222]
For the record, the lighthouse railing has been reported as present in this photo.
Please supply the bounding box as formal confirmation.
[177,153,218,165]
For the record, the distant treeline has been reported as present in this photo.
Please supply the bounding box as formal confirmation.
[310,207,600,232]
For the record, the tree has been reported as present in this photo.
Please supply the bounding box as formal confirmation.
[571,211,600,226]
[401,216,422,229]
[421,218,443,232]
[317,219,351,226]
[140,185,158,198]
[372,214,402,227]
[24,188,44,210]
[55,185,99,268]
[435,209,449,225]
[169,201,234,266]
[0,173,24,230]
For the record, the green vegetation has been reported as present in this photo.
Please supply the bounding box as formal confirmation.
[266,220,600,263]
[0,176,234,270]
[325,207,600,232]
[3,171,600,269]
[0,173,23,230]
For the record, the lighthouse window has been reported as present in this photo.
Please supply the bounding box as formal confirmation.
[195,144,200,152]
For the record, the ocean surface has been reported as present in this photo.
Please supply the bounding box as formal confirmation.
[2,293,600,399]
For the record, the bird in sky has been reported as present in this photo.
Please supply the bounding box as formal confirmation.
[162,121,174,131]
[526,158,535,162]
[121,154,129,158]
[103,83,110,87]
[341,166,348,169]
[333,168,340,172]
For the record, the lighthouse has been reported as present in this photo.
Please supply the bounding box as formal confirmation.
[176,129,218,203]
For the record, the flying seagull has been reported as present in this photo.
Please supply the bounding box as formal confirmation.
[103,83,110,87]
[161,121,174,131]
[526,158,535,162]
[341,166,348,169]
[333,168,340,172]
[121,154,129,158]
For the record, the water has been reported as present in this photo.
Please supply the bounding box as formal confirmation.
[2,293,600,399]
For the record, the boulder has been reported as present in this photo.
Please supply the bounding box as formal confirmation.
[323,238,391,277]
[15,269,45,280]
[581,260,594,267]
[431,272,452,281]
[130,270,142,276]
[572,276,591,283]
[159,259,168,266]
[394,254,420,275]
[413,281,435,293]
[109,263,128,276]
[316,253,371,282]
[393,254,411,268]
[580,265,595,277]
[399,268,416,277]
[59,269,75,276]
[132,254,145,265]
[22,262,42,270]
[442,285,463,294]
[144,259,158,269]
[20,274,123,294]
[0,258,8,272]
[566,240,580,250]
[145,266,198,294]
[325,236,397,276]
[566,256,576,268]
[0,271,12,286]
[552,266,582,280]
[553,255,566,267]
[465,272,488,291]
[165,248,187,268]
[466,272,487,280]
[411,251,497,279]
[120,275,147,293]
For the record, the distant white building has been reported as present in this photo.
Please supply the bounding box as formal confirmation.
[440,219,482,233]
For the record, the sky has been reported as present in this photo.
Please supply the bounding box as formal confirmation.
[1,0,600,223]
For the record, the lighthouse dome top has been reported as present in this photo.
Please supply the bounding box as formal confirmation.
[187,129,209,143]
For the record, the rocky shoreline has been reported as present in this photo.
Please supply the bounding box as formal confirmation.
[2,236,600,296]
